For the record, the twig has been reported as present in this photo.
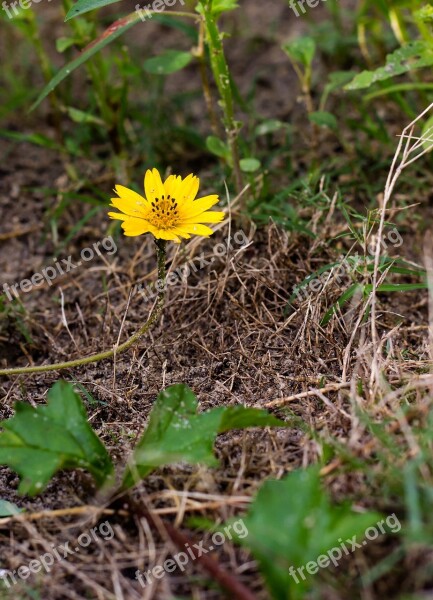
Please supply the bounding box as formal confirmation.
[370,103,433,387]
[259,382,351,409]
[123,496,257,600]
[0,240,167,376]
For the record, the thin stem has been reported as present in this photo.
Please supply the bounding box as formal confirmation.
[0,241,167,377]
[200,4,243,195]
[196,20,221,137]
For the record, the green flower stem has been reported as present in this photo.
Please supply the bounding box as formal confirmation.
[200,2,243,195]
[0,241,167,377]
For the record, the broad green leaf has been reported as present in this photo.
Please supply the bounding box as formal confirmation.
[345,41,433,91]
[240,158,261,173]
[308,111,338,131]
[122,384,288,489]
[282,36,316,69]
[0,500,23,517]
[143,50,193,75]
[206,135,230,160]
[65,0,123,21]
[31,13,144,111]
[0,381,114,495]
[232,467,381,600]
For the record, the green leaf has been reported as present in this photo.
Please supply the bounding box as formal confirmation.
[240,158,261,173]
[196,0,239,17]
[233,467,381,600]
[143,50,193,75]
[282,36,316,69]
[320,283,364,326]
[206,135,230,160]
[0,500,23,517]
[56,37,78,53]
[218,406,285,433]
[345,41,433,91]
[421,113,433,153]
[122,384,288,489]
[415,4,433,23]
[308,111,338,131]
[254,119,286,136]
[65,106,105,125]
[65,0,123,21]
[0,130,64,152]
[0,381,114,495]
[322,70,357,99]
[31,13,143,111]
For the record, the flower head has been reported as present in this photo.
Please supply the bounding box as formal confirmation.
[108,168,224,243]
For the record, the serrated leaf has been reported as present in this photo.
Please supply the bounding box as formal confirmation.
[65,0,123,21]
[232,467,381,600]
[0,381,114,495]
[345,41,433,91]
[122,384,288,489]
[143,50,193,75]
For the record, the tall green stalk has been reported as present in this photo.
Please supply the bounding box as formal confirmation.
[199,1,243,195]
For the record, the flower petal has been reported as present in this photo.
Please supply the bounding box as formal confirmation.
[115,185,148,206]
[110,198,147,218]
[153,229,181,242]
[179,223,215,236]
[182,210,225,224]
[178,174,200,206]
[108,211,129,221]
[120,217,157,237]
[179,194,220,219]
[171,227,192,239]
[145,168,165,202]
[164,174,182,199]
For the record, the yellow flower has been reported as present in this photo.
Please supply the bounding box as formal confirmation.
[108,168,225,243]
